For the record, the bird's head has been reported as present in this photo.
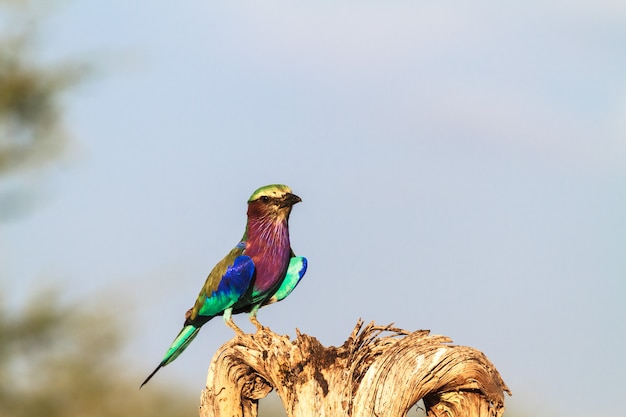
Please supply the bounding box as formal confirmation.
[247,184,302,222]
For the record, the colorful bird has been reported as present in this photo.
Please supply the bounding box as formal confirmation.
[140,184,307,388]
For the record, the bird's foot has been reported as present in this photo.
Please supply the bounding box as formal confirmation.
[225,317,245,337]
[249,315,266,332]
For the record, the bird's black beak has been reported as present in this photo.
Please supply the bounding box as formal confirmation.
[280,193,302,208]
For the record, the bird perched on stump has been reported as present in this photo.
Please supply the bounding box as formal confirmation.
[141,184,307,388]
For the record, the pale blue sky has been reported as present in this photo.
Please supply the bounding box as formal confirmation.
[2,2,625,416]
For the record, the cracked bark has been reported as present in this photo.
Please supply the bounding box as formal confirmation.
[199,319,511,417]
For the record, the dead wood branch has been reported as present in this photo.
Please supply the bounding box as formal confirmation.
[199,319,511,417]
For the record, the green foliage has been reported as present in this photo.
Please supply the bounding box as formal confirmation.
[0,289,197,417]
[0,1,87,174]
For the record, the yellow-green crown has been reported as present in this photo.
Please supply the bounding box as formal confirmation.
[248,184,293,202]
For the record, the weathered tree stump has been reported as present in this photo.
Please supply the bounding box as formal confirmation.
[199,320,511,417]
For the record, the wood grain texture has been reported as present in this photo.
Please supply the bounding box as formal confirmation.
[199,320,511,417]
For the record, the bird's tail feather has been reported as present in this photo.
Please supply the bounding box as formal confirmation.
[140,324,201,388]
[161,324,201,366]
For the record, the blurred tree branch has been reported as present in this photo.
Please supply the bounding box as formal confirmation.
[0,1,90,220]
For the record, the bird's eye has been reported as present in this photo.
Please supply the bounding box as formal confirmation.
[260,196,270,203]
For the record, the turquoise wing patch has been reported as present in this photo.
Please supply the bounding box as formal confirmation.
[268,256,307,304]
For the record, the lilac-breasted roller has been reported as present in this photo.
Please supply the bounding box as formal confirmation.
[140,184,307,387]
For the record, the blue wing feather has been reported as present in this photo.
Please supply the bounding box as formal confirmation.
[198,255,255,317]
